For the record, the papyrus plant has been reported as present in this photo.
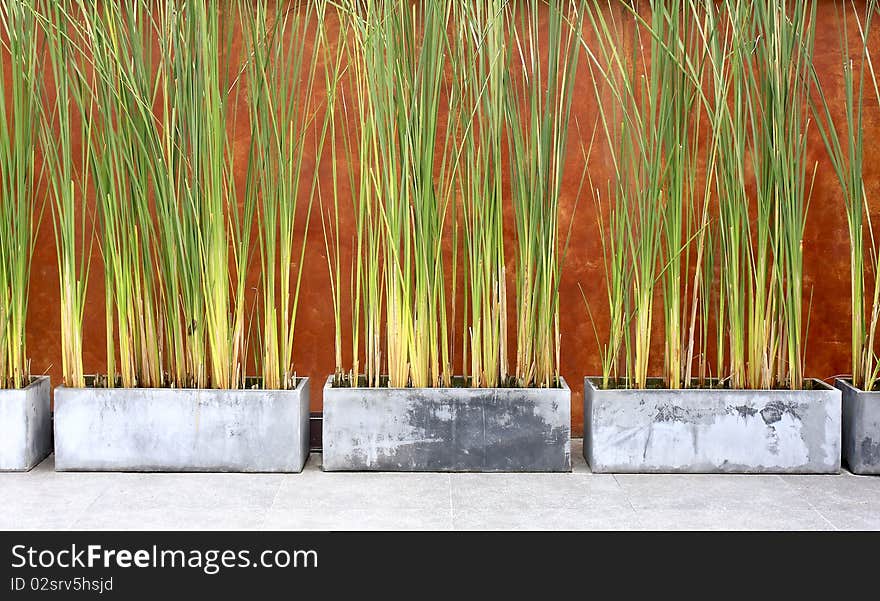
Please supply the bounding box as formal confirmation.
[0,0,40,389]
[812,0,880,392]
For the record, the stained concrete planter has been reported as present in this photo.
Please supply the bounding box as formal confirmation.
[0,376,52,472]
[322,376,571,472]
[836,379,880,475]
[584,377,841,474]
[54,378,309,472]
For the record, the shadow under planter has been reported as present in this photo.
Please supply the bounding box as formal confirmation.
[54,378,310,473]
[836,379,880,475]
[584,377,841,474]
[0,376,52,472]
[322,376,571,472]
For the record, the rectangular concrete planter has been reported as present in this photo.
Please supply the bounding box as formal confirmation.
[322,376,571,472]
[54,377,309,472]
[584,377,841,474]
[0,376,52,472]
[836,379,880,475]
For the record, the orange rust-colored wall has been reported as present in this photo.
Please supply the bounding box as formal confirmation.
[19,2,880,436]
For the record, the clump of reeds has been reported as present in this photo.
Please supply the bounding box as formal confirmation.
[39,0,326,390]
[812,0,880,392]
[324,0,584,389]
[587,0,818,391]
[0,0,40,389]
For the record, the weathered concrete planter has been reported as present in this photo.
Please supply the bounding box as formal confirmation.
[54,378,309,472]
[0,376,52,472]
[584,377,841,474]
[322,376,571,472]
[836,379,880,475]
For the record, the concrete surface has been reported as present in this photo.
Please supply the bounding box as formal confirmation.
[323,376,570,472]
[0,376,52,472]
[585,378,841,473]
[1,440,878,530]
[54,379,310,473]
[837,379,880,475]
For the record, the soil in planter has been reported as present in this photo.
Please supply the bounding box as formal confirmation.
[331,374,564,389]
[594,377,828,391]
[0,375,41,389]
[839,378,880,392]
[83,374,303,391]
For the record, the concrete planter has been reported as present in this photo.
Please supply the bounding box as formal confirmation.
[54,378,309,472]
[0,376,52,472]
[835,379,880,475]
[322,376,571,472]
[584,377,841,474]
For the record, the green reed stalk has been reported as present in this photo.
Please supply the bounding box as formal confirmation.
[319,2,349,386]
[584,2,674,389]
[333,0,383,387]
[38,0,94,388]
[192,2,237,390]
[70,0,252,389]
[80,1,163,388]
[652,2,701,390]
[241,0,330,390]
[593,177,631,388]
[507,0,584,388]
[750,0,816,390]
[451,0,508,387]
[583,6,630,389]
[338,0,454,388]
[812,0,880,392]
[155,0,245,389]
[585,1,737,390]
[682,4,714,389]
[700,0,816,390]
[0,0,40,390]
[699,0,750,389]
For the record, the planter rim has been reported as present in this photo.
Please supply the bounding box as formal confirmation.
[55,375,308,394]
[584,376,834,393]
[0,375,49,394]
[835,378,879,394]
[323,374,570,392]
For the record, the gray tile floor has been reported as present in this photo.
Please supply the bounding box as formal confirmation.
[2,440,878,530]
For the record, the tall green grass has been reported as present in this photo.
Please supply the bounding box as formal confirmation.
[324,0,584,389]
[37,0,323,390]
[330,0,455,389]
[587,0,817,391]
[241,0,333,390]
[38,0,94,388]
[73,0,243,389]
[812,0,880,392]
[451,0,509,388]
[585,1,707,390]
[0,0,40,389]
[84,1,163,388]
[507,0,585,388]
[750,0,817,391]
